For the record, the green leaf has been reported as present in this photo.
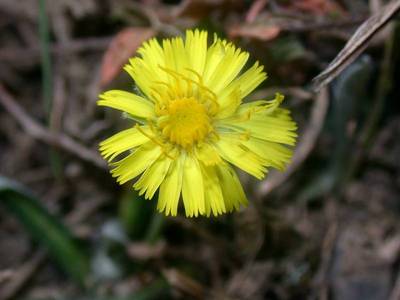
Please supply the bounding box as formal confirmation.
[145,213,165,244]
[269,36,306,63]
[119,190,154,240]
[298,57,374,202]
[0,176,89,285]
[329,56,373,184]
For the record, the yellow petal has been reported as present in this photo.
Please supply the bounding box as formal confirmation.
[137,38,167,82]
[242,138,293,170]
[200,164,226,217]
[181,154,205,217]
[217,61,266,105]
[204,40,249,94]
[215,163,248,212]
[238,113,297,145]
[218,107,297,146]
[195,142,222,166]
[236,93,284,115]
[134,155,172,199]
[216,134,266,179]
[171,37,190,74]
[98,90,154,119]
[202,37,225,83]
[124,58,164,101]
[110,142,162,185]
[99,127,149,162]
[158,154,184,216]
[215,88,242,119]
[185,29,207,75]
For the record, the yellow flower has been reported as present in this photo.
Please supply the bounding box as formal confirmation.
[98,30,297,217]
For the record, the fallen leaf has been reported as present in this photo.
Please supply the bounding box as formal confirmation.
[173,0,243,19]
[229,24,281,41]
[100,27,156,87]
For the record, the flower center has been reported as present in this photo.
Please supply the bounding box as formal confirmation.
[159,97,212,148]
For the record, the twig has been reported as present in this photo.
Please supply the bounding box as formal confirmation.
[257,87,329,197]
[275,16,365,33]
[162,268,205,299]
[0,271,13,285]
[49,63,66,133]
[389,272,400,300]
[38,0,52,116]
[246,0,268,23]
[0,37,111,63]
[312,199,339,300]
[0,250,46,300]
[0,85,106,169]
[312,0,400,91]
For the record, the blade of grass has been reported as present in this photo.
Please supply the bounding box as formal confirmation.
[145,213,165,245]
[0,176,89,285]
[38,0,63,178]
[119,190,154,240]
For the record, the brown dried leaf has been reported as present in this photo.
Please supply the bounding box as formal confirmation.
[312,0,400,91]
[100,27,156,87]
[229,24,281,41]
[173,0,242,19]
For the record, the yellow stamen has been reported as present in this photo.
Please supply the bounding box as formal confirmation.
[158,97,213,149]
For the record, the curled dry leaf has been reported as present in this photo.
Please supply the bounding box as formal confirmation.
[100,27,156,87]
[229,24,281,41]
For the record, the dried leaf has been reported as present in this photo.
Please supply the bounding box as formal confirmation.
[100,27,156,87]
[229,24,281,41]
[312,0,400,91]
[173,0,242,19]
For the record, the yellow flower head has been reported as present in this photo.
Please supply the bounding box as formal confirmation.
[98,30,297,217]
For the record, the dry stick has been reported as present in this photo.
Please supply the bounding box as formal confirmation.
[389,274,400,300]
[245,0,268,23]
[162,268,205,300]
[0,251,46,300]
[312,199,339,300]
[0,37,111,63]
[0,85,106,169]
[0,271,13,285]
[312,0,400,92]
[257,87,329,197]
